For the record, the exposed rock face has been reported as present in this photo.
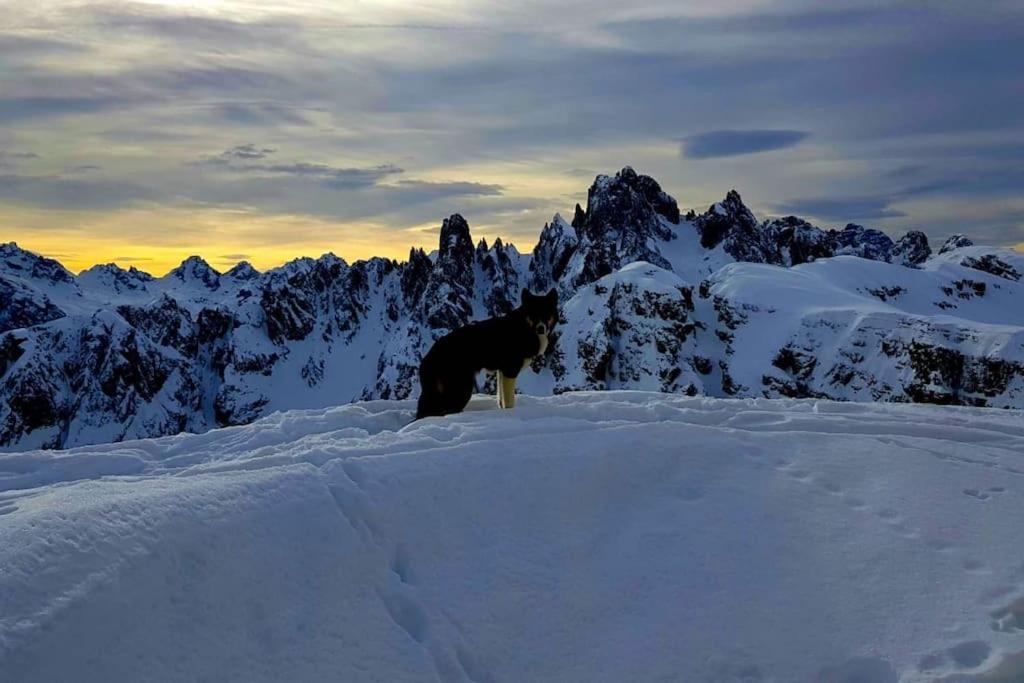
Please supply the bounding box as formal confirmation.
[551,263,705,395]
[0,277,65,333]
[529,214,578,292]
[419,214,475,329]
[78,263,155,294]
[940,234,974,254]
[694,189,766,260]
[562,167,678,288]
[760,216,835,266]
[0,242,76,285]
[891,230,932,267]
[961,254,1021,282]
[476,238,521,317]
[834,224,895,262]
[2,170,1019,452]
[225,261,260,280]
[168,256,221,290]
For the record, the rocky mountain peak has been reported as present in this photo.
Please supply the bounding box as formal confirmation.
[695,190,760,250]
[530,214,579,292]
[418,214,475,329]
[438,214,474,264]
[939,234,974,254]
[561,168,678,288]
[168,256,220,289]
[891,230,931,267]
[79,263,153,293]
[127,266,155,281]
[224,261,260,280]
[834,224,894,262]
[760,216,833,266]
[0,241,76,285]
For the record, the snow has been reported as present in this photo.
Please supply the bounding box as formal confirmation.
[3,392,1024,682]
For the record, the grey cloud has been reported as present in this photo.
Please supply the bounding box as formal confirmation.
[113,256,154,262]
[682,130,810,159]
[221,144,275,160]
[774,196,907,222]
[218,253,251,261]
[226,162,405,189]
[199,144,276,165]
[389,180,504,198]
[0,174,159,210]
[0,96,128,123]
[1,1,1022,248]
[212,103,312,126]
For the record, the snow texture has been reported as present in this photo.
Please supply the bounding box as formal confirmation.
[2,392,1024,682]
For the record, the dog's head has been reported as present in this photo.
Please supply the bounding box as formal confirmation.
[520,288,558,336]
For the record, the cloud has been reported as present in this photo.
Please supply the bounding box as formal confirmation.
[0,174,159,210]
[0,97,126,123]
[225,162,405,189]
[218,253,251,261]
[774,196,907,222]
[2,0,1023,253]
[681,130,810,159]
[389,180,504,197]
[211,103,312,126]
[0,150,39,169]
[194,147,405,189]
[220,144,275,161]
[113,256,154,262]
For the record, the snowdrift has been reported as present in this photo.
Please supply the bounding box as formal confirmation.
[2,392,1024,681]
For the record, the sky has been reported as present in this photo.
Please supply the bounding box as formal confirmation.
[1,0,1022,274]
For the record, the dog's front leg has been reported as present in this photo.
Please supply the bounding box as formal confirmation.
[497,371,516,409]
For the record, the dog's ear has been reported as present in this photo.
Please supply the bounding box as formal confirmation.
[521,287,532,305]
[546,288,558,304]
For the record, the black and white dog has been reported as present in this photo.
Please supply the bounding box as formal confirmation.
[416,288,558,419]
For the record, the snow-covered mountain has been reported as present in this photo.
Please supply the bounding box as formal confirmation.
[2,167,1023,450]
[3,392,1024,681]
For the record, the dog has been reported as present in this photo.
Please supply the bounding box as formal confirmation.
[416,288,558,419]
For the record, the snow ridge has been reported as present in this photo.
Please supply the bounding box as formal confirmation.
[3,393,1024,681]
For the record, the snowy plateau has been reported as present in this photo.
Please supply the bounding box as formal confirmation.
[2,167,1023,451]
[2,393,1024,682]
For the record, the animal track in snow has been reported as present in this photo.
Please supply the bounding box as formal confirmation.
[918,639,992,674]
[963,486,1008,501]
[817,656,897,682]
[786,468,812,481]
[379,589,429,643]
[963,559,989,574]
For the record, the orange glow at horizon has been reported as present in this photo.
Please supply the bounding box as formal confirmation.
[0,205,537,276]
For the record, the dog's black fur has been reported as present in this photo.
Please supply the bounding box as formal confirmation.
[416,288,558,419]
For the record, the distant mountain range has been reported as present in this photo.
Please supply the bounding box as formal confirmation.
[2,166,1022,451]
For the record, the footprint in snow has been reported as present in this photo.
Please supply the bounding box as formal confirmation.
[918,640,992,674]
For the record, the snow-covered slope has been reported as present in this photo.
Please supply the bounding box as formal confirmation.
[2,392,1024,682]
[2,167,1023,451]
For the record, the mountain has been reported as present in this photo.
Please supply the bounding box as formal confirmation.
[4,393,1024,681]
[2,167,1023,450]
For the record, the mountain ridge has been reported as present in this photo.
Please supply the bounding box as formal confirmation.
[2,167,1023,451]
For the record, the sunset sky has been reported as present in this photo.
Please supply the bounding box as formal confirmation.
[2,0,1022,274]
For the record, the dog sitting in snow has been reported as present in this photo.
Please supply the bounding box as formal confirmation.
[416,288,558,419]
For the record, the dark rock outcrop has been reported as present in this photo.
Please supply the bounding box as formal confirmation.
[563,167,678,288]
